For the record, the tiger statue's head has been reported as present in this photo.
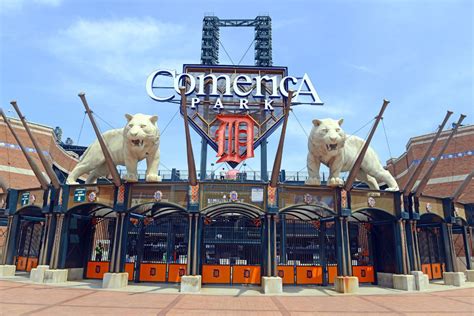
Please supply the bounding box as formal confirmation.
[124,113,159,148]
[310,118,346,152]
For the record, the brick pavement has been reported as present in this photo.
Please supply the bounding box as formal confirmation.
[0,280,473,315]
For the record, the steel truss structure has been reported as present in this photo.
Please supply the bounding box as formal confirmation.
[201,15,272,66]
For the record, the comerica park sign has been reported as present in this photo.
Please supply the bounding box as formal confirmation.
[146,65,323,165]
[146,66,323,107]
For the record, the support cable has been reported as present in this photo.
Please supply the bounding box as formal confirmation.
[93,112,115,130]
[160,109,180,136]
[237,39,255,65]
[290,109,309,138]
[76,112,87,144]
[381,118,393,159]
[218,39,235,65]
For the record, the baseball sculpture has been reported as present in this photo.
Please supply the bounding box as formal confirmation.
[305,118,399,191]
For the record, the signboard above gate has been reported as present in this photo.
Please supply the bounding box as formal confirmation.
[16,189,44,210]
[146,65,324,165]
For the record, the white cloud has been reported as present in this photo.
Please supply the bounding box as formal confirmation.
[47,17,199,82]
[345,62,377,75]
[0,0,61,12]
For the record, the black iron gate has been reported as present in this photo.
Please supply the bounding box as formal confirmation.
[64,214,91,269]
[418,226,446,279]
[349,221,396,282]
[277,217,337,285]
[15,219,44,271]
[201,214,263,284]
[127,214,188,283]
[84,216,116,279]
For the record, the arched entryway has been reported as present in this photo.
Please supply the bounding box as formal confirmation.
[63,203,116,280]
[349,208,397,284]
[417,213,446,280]
[200,202,265,285]
[126,202,189,283]
[14,207,45,272]
[276,204,337,285]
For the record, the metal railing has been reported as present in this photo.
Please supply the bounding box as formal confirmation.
[117,168,322,183]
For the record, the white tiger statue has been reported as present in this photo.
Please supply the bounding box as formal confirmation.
[66,113,160,184]
[305,118,399,191]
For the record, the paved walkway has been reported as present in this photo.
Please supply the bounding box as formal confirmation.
[1,280,474,315]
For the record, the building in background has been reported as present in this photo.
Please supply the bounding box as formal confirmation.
[386,124,474,203]
[0,117,84,193]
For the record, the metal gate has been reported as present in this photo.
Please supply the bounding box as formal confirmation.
[452,226,468,271]
[418,226,446,279]
[64,214,91,269]
[15,220,44,271]
[84,216,116,279]
[349,221,396,282]
[348,222,376,282]
[127,214,188,283]
[277,218,337,285]
[201,214,263,285]
[0,225,7,262]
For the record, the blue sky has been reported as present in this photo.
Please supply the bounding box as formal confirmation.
[1,0,472,177]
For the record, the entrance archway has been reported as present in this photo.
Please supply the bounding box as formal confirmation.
[200,202,265,285]
[15,207,45,272]
[63,203,115,280]
[417,213,446,280]
[349,208,397,283]
[126,202,189,283]
[277,204,337,285]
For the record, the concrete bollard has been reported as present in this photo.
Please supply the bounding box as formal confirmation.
[393,274,416,291]
[0,265,16,277]
[261,276,283,294]
[411,271,429,291]
[335,276,359,293]
[30,265,49,283]
[180,275,202,293]
[44,269,68,284]
[443,272,466,287]
[377,272,394,288]
[102,272,128,289]
[465,270,474,282]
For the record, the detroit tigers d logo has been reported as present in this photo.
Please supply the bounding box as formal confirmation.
[215,114,255,164]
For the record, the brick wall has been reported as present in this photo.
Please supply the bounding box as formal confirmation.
[0,117,80,190]
[386,125,474,203]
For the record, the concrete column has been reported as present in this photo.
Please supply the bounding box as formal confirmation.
[441,223,455,272]
[38,214,52,265]
[335,217,346,276]
[50,213,65,270]
[461,226,472,270]
[405,220,417,271]
[266,215,271,277]
[413,223,422,271]
[186,213,193,275]
[192,213,199,275]
[2,215,18,265]
[103,212,129,289]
